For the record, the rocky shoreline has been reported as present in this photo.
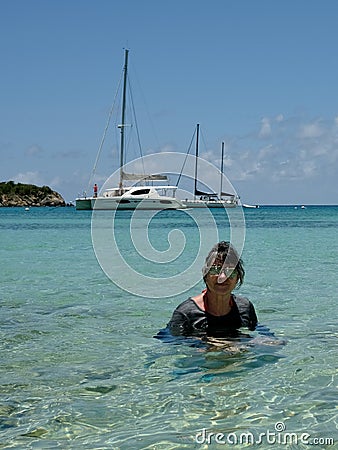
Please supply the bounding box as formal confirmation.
[0,181,71,207]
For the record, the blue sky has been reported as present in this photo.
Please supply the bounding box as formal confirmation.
[1,0,337,204]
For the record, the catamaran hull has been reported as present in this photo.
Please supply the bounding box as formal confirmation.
[75,199,92,210]
[76,197,186,211]
[181,199,238,209]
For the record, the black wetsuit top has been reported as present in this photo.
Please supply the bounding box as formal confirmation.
[167,295,258,337]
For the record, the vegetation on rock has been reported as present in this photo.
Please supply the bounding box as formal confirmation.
[0,181,67,207]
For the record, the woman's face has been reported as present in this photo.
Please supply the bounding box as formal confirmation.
[205,265,238,296]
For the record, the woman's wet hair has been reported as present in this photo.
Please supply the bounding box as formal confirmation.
[202,241,245,287]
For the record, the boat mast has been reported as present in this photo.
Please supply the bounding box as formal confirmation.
[194,123,200,199]
[119,49,129,192]
[220,141,224,198]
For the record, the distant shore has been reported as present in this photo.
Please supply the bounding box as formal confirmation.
[0,181,72,207]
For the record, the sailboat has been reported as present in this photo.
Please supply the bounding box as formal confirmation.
[76,50,186,211]
[181,124,239,208]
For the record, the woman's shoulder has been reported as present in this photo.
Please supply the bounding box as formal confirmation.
[174,297,204,315]
[233,294,257,330]
[233,294,254,308]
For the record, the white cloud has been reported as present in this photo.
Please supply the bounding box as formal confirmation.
[221,156,234,168]
[259,117,271,138]
[298,122,324,138]
[49,176,62,187]
[12,171,44,185]
[11,171,64,191]
[18,114,335,203]
[258,144,275,159]
[25,144,44,157]
[217,114,338,189]
[302,161,317,177]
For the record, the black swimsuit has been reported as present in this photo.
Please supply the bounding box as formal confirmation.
[167,295,258,337]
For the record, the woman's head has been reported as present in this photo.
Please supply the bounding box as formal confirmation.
[202,241,245,287]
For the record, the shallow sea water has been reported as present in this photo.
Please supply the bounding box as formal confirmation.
[0,206,337,449]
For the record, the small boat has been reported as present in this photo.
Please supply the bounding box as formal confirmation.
[76,50,186,211]
[242,203,260,209]
[181,124,239,209]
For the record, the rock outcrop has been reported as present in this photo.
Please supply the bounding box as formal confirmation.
[0,181,67,207]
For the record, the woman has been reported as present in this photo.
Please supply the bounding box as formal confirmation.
[167,241,257,337]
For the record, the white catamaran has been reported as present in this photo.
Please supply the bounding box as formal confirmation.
[76,50,186,211]
[181,124,239,209]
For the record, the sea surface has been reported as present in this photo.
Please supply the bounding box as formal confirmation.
[0,205,337,449]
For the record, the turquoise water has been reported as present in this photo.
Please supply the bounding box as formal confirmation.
[0,206,337,449]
